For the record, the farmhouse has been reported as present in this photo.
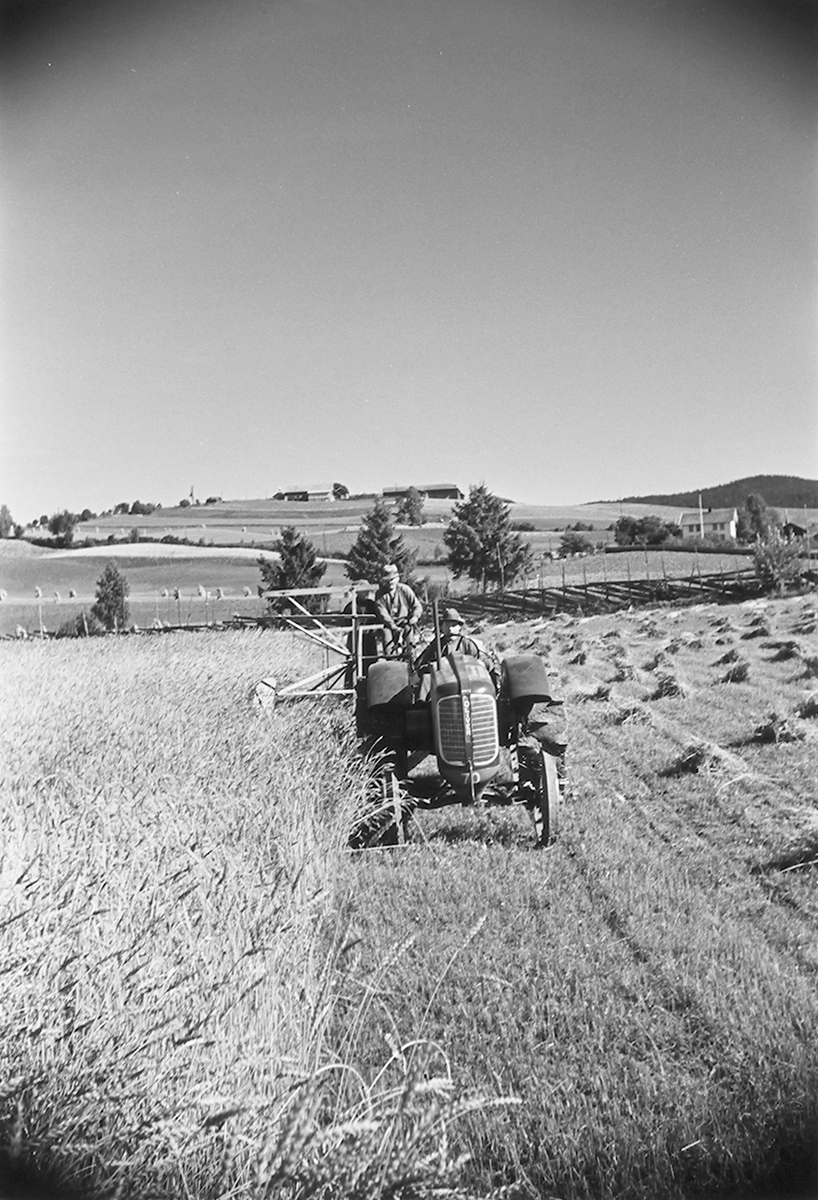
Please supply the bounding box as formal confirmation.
[678,506,738,541]
[382,483,464,501]
[276,484,335,502]
[782,521,808,541]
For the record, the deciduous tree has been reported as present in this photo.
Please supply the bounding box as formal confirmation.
[560,531,593,558]
[47,510,78,547]
[614,514,681,546]
[742,493,779,543]
[444,484,532,588]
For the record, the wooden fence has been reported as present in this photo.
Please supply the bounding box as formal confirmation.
[456,563,763,620]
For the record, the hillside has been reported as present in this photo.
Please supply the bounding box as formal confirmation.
[604,474,818,511]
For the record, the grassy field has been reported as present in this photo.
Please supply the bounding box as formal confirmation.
[0,533,766,640]
[71,497,695,548]
[335,594,818,1198]
[1,631,471,1199]
[2,593,817,1198]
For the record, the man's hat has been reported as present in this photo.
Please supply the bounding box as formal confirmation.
[442,607,464,623]
[382,564,399,578]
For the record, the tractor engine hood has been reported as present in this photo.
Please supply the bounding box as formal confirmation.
[430,653,501,800]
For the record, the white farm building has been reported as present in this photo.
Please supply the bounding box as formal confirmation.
[678,507,738,541]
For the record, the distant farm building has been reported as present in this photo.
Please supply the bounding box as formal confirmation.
[382,483,464,501]
[678,507,738,541]
[276,484,336,502]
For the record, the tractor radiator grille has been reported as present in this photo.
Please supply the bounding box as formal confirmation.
[437,694,498,767]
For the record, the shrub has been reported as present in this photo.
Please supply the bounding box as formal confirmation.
[56,611,104,638]
[560,531,593,558]
[753,537,802,594]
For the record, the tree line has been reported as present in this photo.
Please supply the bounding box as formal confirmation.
[259,484,533,609]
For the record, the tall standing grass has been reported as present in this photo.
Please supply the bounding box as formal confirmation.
[0,632,483,1199]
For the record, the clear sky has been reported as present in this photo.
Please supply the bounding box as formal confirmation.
[2,0,816,521]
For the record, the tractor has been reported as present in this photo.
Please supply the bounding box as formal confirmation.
[351,601,564,848]
[253,585,564,848]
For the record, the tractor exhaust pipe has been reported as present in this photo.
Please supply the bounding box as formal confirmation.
[433,598,443,667]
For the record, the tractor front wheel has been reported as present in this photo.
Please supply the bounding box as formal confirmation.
[521,746,560,846]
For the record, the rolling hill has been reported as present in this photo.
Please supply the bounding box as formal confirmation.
[604,474,818,511]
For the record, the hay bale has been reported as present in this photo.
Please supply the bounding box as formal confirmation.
[652,672,689,699]
[750,712,806,744]
[576,681,611,702]
[608,699,652,725]
[721,661,750,684]
[741,623,772,640]
[643,650,671,672]
[800,655,818,680]
[662,740,740,776]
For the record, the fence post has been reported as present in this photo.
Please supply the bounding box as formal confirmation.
[561,560,566,612]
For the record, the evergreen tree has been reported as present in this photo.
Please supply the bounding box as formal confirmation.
[258,526,326,612]
[394,487,424,526]
[0,504,13,538]
[91,562,130,631]
[346,498,415,582]
[444,484,532,589]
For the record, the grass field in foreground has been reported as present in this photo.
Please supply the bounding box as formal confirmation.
[2,597,817,1198]
[335,594,818,1198]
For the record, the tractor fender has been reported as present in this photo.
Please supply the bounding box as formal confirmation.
[501,654,555,705]
[367,659,412,709]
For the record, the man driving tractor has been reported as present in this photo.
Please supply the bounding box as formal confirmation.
[415,606,498,675]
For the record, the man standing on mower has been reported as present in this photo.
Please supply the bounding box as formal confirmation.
[376,563,422,657]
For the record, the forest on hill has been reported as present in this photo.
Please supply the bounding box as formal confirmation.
[607,474,818,511]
